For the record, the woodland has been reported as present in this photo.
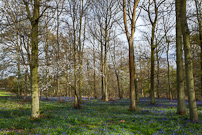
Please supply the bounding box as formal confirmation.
[0,0,202,134]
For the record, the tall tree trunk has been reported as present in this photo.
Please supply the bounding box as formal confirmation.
[120,49,123,99]
[134,56,139,102]
[93,40,97,99]
[87,59,91,100]
[180,0,199,122]
[24,69,28,100]
[78,0,84,104]
[73,2,79,108]
[176,0,187,115]
[45,12,49,100]
[150,24,156,104]
[17,33,21,98]
[74,36,79,107]
[194,0,202,100]
[30,0,40,119]
[104,46,108,101]
[101,41,104,100]
[140,62,144,97]
[56,3,62,103]
[113,42,121,100]
[167,40,172,100]
[146,0,160,104]
[129,40,136,110]
[156,51,160,98]
[104,18,108,102]
[123,0,139,110]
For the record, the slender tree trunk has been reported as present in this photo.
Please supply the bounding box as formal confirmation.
[24,69,28,100]
[69,76,72,99]
[113,43,121,100]
[120,49,123,99]
[45,70,49,100]
[134,56,139,102]
[176,0,187,115]
[73,2,79,108]
[156,51,160,98]
[180,0,199,122]
[150,25,156,104]
[45,12,49,100]
[140,62,144,97]
[167,40,172,100]
[148,61,151,98]
[30,0,40,119]
[104,44,108,101]
[93,40,97,99]
[104,19,108,101]
[87,59,91,101]
[101,41,104,100]
[123,0,139,111]
[69,45,72,99]
[17,34,21,98]
[56,4,62,103]
[78,0,84,104]
[115,71,121,100]
[104,49,108,101]
[74,40,79,107]
[129,40,136,110]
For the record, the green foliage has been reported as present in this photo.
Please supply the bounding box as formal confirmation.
[0,76,25,95]
[0,98,201,134]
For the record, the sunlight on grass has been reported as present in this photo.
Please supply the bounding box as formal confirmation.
[0,98,201,135]
[0,91,15,96]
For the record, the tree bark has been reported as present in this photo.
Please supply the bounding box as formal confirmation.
[93,40,97,99]
[134,56,139,102]
[194,0,202,100]
[176,0,187,115]
[123,0,139,110]
[104,34,108,101]
[149,0,158,105]
[167,40,172,101]
[156,51,160,98]
[72,2,79,108]
[180,0,199,122]
[29,0,40,119]
[150,30,156,104]
[56,3,62,103]
[101,40,104,100]
[17,33,21,98]
[24,69,28,100]
[113,42,121,100]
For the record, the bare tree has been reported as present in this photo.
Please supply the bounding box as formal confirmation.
[141,0,166,104]
[123,0,140,110]
[180,0,199,122]
[23,0,40,119]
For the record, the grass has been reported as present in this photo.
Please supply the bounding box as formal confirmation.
[0,91,15,97]
[0,97,202,135]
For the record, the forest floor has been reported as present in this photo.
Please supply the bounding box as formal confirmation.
[0,96,202,135]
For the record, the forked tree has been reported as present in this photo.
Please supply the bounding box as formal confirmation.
[123,0,140,110]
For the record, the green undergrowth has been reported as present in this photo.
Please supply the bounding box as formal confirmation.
[0,98,202,135]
